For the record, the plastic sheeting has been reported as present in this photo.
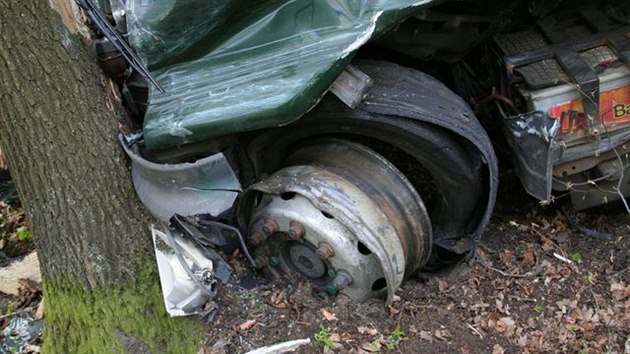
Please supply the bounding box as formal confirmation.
[124,0,435,150]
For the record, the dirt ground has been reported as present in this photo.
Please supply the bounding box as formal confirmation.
[201,173,630,354]
[1,170,629,354]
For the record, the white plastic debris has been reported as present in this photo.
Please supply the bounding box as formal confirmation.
[244,338,311,354]
[152,226,216,317]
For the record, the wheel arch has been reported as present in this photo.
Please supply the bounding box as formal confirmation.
[244,61,498,255]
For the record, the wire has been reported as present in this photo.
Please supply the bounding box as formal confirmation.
[197,220,257,268]
[163,227,218,298]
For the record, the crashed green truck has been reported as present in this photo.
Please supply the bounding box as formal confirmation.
[87,0,630,313]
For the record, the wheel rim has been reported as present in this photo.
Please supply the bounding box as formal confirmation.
[240,139,432,302]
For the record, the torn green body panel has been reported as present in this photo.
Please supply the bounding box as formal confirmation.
[125,0,436,150]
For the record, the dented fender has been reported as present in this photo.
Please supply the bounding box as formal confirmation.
[119,137,240,221]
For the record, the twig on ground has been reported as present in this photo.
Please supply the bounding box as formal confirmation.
[529,226,568,257]
[466,323,484,339]
[553,252,573,264]
[486,265,530,278]
[475,252,530,278]
[0,303,39,320]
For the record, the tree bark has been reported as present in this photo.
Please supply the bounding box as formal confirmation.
[0,1,202,352]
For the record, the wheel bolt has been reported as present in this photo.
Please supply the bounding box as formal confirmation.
[262,219,278,236]
[288,221,305,239]
[316,242,334,259]
[249,231,266,246]
[255,255,267,268]
[332,270,353,290]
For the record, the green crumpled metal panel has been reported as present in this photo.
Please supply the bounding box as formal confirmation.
[125,0,435,150]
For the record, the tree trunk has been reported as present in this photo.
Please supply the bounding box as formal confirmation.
[0,1,202,352]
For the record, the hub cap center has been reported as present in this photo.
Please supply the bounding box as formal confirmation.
[289,244,326,278]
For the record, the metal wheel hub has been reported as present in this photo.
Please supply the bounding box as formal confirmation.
[242,139,432,302]
[289,243,326,278]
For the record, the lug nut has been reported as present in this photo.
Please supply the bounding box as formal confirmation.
[249,231,266,246]
[332,270,353,290]
[288,221,305,240]
[316,242,334,259]
[255,255,267,268]
[262,219,278,235]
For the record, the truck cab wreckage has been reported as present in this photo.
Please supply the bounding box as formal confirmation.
[81,0,630,315]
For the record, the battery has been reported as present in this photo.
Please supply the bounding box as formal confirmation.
[519,46,630,145]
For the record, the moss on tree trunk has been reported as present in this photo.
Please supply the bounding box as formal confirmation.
[0,1,202,352]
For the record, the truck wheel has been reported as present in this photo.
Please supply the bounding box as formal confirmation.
[241,138,431,302]
[238,62,497,302]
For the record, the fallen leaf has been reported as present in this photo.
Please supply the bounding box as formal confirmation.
[270,290,287,309]
[521,250,536,266]
[238,319,256,331]
[494,317,515,334]
[228,258,245,276]
[320,308,338,321]
[419,330,433,342]
[361,339,382,352]
[340,332,353,343]
[438,280,449,293]
[481,313,500,330]
[272,302,287,309]
[387,304,401,315]
[357,326,379,336]
[492,344,505,354]
[434,329,451,341]
[610,282,629,301]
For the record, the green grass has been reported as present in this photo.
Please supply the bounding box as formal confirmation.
[314,325,333,352]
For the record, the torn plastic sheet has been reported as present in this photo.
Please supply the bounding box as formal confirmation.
[151,225,219,317]
[122,0,436,150]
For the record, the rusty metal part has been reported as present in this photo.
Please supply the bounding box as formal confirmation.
[553,143,630,177]
[240,139,432,302]
[247,192,392,301]
[254,255,267,269]
[288,221,305,240]
[262,219,278,235]
[250,231,266,246]
[289,244,326,278]
[316,242,335,259]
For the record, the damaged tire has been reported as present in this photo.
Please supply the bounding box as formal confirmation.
[239,61,498,301]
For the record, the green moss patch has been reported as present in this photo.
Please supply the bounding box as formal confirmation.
[43,263,202,353]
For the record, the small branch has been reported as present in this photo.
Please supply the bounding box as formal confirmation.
[466,323,484,339]
[475,252,530,278]
[0,303,39,320]
[553,252,573,264]
[485,265,530,278]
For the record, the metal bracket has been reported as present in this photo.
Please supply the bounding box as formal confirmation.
[329,65,373,109]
